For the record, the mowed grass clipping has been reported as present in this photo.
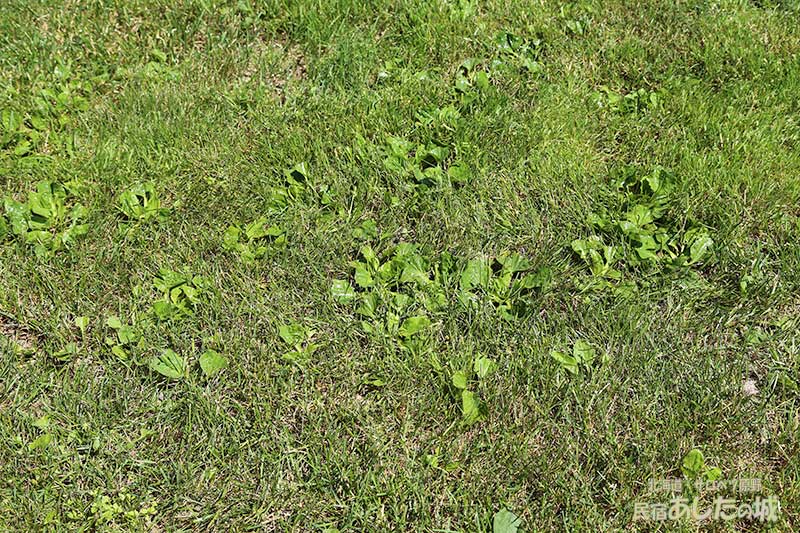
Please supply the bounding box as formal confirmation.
[1,0,799,531]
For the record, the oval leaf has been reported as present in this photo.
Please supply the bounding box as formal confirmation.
[199,350,228,377]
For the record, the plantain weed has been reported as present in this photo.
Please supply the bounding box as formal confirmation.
[117,183,168,222]
[150,269,212,321]
[1,180,88,258]
[223,216,286,262]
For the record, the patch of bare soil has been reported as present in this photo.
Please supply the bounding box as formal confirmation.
[0,313,36,352]
[242,36,308,101]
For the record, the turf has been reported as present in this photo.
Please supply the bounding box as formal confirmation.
[1,0,799,531]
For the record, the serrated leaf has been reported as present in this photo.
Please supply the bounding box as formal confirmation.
[422,145,449,165]
[390,292,412,311]
[53,342,78,362]
[153,269,188,293]
[518,267,550,290]
[281,349,307,364]
[150,48,167,62]
[14,139,31,156]
[385,311,400,336]
[1,109,22,132]
[625,204,654,227]
[117,325,139,345]
[285,162,308,182]
[360,244,380,270]
[362,375,387,387]
[33,415,50,429]
[117,183,161,221]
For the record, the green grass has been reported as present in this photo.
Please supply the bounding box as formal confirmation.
[1,0,799,531]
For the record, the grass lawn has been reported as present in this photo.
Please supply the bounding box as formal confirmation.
[1,0,799,531]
